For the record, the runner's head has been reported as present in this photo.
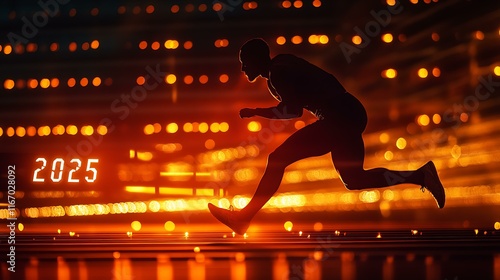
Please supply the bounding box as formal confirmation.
[239,38,271,82]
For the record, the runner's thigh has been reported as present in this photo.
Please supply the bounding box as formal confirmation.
[271,121,333,163]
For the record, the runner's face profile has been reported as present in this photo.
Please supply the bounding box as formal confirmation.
[239,52,260,83]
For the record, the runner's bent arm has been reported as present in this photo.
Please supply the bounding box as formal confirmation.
[240,102,302,119]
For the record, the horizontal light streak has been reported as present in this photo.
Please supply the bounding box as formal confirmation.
[160,172,211,177]
[7,184,500,219]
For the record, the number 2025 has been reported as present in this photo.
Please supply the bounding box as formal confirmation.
[33,157,99,183]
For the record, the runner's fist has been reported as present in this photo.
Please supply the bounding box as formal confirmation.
[239,108,255,118]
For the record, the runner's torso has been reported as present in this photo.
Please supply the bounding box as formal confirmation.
[268,54,364,121]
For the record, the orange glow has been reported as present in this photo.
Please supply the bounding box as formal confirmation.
[15,79,25,89]
[418,68,428,78]
[92,77,101,86]
[53,125,65,135]
[244,1,258,10]
[14,44,24,54]
[68,42,77,52]
[382,33,393,43]
[151,41,160,50]
[136,76,145,85]
[51,78,59,88]
[474,30,484,40]
[431,32,440,42]
[27,126,36,136]
[379,132,390,143]
[312,0,322,7]
[205,139,215,149]
[97,125,108,135]
[276,36,286,45]
[81,42,90,51]
[166,123,178,133]
[219,74,229,83]
[313,222,323,231]
[384,151,394,161]
[164,221,175,231]
[144,124,155,135]
[6,127,14,137]
[247,121,261,132]
[164,40,179,49]
[16,126,26,137]
[50,42,59,51]
[294,0,303,8]
[80,77,88,87]
[159,187,193,196]
[90,40,99,49]
[81,125,94,136]
[396,137,407,149]
[66,125,78,135]
[4,45,13,54]
[132,6,141,14]
[131,221,142,231]
[183,123,193,132]
[219,122,229,132]
[146,5,155,14]
[382,68,397,78]
[291,35,302,44]
[153,123,162,133]
[165,74,177,84]
[28,79,38,89]
[308,35,319,44]
[4,79,14,90]
[284,221,293,232]
[199,75,208,84]
[199,122,209,133]
[171,5,180,13]
[137,151,153,161]
[139,41,148,50]
[282,1,291,8]
[90,8,99,16]
[494,66,500,76]
[67,78,76,87]
[184,41,193,50]
[210,123,220,133]
[212,3,223,11]
[38,126,50,136]
[294,120,305,130]
[352,35,362,45]
[460,113,469,122]
[432,67,441,77]
[319,35,329,44]
[215,39,229,48]
[386,0,396,6]
[432,114,441,124]
[184,75,194,84]
[198,4,208,12]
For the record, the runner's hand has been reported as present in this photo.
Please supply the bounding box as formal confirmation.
[239,108,255,118]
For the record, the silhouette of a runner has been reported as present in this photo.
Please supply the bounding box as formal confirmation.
[208,38,445,235]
